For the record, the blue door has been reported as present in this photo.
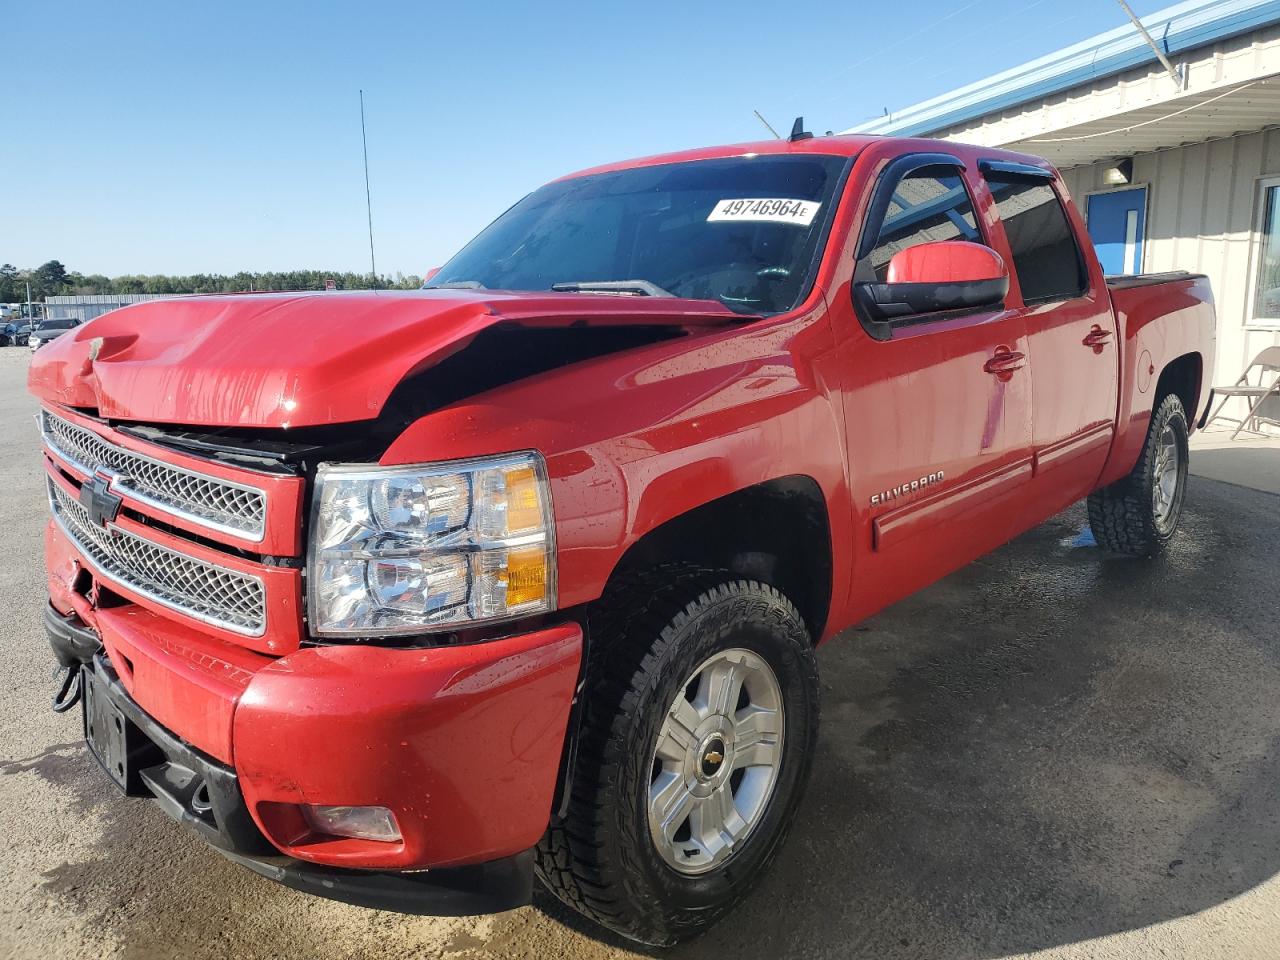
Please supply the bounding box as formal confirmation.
[1086,187,1147,276]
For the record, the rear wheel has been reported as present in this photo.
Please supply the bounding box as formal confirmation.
[536,568,819,946]
[1088,392,1190,556]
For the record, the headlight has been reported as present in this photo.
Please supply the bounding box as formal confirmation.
[307,452,555,637]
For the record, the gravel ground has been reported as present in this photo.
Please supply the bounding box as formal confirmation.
[2,345,1278,960]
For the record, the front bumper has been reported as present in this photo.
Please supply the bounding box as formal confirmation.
[46,604,578,914]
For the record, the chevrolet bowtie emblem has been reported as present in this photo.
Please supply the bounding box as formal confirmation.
[80,470,123,529]
[703,750,724,766]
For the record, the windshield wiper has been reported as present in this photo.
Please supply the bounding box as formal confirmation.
[551,280,676,298]
[423,280,486,290]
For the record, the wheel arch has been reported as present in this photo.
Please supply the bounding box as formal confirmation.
[547,474,837,827]
[1154,351,1203,425]
[1099,349,1206,489]
[604,475,834,643]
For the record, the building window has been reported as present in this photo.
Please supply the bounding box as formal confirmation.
[1252,177,1280,325]
[986,179,1087,303]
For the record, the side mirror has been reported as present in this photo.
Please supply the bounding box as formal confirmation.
[855,240,1008,323]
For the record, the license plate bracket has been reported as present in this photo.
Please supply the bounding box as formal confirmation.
[83,666,130,791]
[81,665,160,796]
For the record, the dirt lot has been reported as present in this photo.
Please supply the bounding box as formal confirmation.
[2,346,1278,960]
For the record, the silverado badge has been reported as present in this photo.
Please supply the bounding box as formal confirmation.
[870,471,944,507]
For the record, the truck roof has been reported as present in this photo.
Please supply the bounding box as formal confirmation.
[553,134,1052,183]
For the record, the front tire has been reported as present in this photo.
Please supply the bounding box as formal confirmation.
[1088,392,1190,556]
[536,568,819,946]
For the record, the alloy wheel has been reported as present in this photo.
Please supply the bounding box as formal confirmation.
[647,648,784,876]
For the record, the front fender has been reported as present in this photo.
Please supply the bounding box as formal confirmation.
[379,311,852,617]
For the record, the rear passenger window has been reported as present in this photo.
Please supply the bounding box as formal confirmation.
[987,179,1087,303]
[867,173,980,281]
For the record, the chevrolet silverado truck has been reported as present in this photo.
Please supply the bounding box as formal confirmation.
[31,133,1215,946]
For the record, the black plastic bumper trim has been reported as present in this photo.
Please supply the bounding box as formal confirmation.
[218,847,534,916]
[1198,388,1215,430]
[45,603,102,667]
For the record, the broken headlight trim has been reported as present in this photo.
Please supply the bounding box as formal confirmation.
[307,452,555,637]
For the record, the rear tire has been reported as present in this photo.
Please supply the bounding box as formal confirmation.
[1088,392,1189,556]
[535,567,819,946]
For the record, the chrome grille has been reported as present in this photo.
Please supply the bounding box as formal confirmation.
[48,478,266,636]
[41,410,266,541]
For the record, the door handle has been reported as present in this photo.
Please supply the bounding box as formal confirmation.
[984,348,1026,381]
[1083,325,1112,351]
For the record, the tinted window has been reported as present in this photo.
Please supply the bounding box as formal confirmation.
[427,155,848,315]
[867,173,980,281]
[39,320,76,331]
[989,180,1086,302]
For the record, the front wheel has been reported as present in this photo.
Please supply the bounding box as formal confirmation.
[1088,392,1190,556]
[536,569,819,946]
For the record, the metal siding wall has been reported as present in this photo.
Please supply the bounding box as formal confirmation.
[844,1,1280,139]
[928,22,1280,167]
[1065,129,1280,396]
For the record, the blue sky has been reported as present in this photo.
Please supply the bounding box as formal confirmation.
[6,0,1167,278]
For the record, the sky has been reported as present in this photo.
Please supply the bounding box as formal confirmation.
[4,0,1170,279]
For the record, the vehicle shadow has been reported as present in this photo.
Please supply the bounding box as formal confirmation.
[528,480,1280,958]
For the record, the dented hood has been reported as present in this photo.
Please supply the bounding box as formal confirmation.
[28,289,742,428]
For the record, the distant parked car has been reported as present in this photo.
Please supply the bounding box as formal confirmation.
[1,320,36,346]
[28,318,81,352]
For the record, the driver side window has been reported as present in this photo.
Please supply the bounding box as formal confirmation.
[867,173,981,281]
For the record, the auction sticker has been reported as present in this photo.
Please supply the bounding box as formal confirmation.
[707,198,820,226]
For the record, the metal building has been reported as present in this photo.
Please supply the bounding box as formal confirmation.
[844,0,1280,417]
[43,294,180,323]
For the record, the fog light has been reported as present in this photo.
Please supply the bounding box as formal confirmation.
[300,804,402,842]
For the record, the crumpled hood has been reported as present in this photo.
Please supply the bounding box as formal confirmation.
[27,290,741,428]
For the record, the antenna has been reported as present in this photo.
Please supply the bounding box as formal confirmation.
[789,117,813,142]
[359,89,378,284]
[1115,0,1184,88]
[753,110,782,139]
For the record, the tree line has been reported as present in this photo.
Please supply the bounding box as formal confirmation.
[0,261,423,302]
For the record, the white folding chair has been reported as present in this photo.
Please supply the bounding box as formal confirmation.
[1204,346,1280,439]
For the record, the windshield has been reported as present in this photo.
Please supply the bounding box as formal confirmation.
[39,320,75,331]
[426,154,848,315]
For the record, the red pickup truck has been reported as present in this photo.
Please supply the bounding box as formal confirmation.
[32,133,1215,945]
